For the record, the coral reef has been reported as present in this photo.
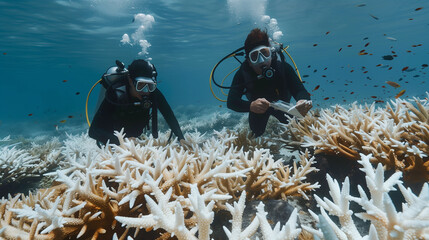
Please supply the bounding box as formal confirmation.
[0,129,318,239]
[303,153,429,240]
[0,137,63,195]
[1,97,429,239]
[281,96,429,183]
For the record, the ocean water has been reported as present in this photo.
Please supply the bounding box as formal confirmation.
[0,0,428,138]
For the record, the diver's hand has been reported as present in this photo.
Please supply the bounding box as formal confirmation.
[295,100,313,117]
[250,98,270,114]
[179,139,192,150]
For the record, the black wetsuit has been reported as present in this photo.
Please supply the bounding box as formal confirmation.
[89,81,184,145]
[227,55,310,137]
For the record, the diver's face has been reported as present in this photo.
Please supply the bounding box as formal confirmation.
[248,45,272,75]
[128,76,150,100]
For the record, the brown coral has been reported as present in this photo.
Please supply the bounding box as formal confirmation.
[281,97,429,183]
[0,129,318,239]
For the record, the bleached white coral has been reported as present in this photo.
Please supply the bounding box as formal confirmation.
[304,153,429,240]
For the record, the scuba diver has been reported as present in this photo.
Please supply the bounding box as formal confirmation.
[227,28,313,137]
[89,59,186,146]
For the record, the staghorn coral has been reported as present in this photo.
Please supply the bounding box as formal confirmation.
[281,95,429,182]
[0,137,63,194]
[303,153,429,240]
[0,129,318,239]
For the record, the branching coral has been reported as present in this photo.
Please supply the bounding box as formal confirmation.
[0,137,63,192]
[303,153,429,240]
[281,96,429,182]
[0,129,318,239]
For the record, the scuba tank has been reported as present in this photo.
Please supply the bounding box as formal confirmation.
[86,60,129,127]
[95,60,129,111]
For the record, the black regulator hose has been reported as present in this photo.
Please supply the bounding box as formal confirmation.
[210,46,245,89]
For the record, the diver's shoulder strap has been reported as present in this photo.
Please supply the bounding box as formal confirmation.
[151,94,158,138]
[240,64,255,94]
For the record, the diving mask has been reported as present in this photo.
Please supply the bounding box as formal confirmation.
[248,45,272,64]
[134,77,157,93]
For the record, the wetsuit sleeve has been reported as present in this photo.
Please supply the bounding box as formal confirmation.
[155,90,185,140]
[227,70,251,112]
[283,62,311,101]
[88,99,119,145]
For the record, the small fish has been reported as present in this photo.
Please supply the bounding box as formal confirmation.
[326,31,330,35]
[404,67,416,72]
[68,115,73,118]
[413,75,420,78]
[415,7,423,11]
[60,120,67,123]
[375,100,385,103]
[363,71,368,73]
[376,64,382,67]
[303,75,310,78]
[307,65,311,68]
[359,52,368,55]
[364,42,370,47]
[402,66,409,71]
[382,55,394,60]
[395,89,406,99]
[324,97,330,100]
[363,37,369,40]
[62,80,68,83]
[356,3,366,7]
[391,50,396,54]
[406,50,412,53]
[338,48,343,52]
[313,44,318,47]
[28,113,33,116]
[393,54,398,57]
[382,85,386,88]
[312,85,320,91]
[313,69,317,73]
[371,96,377,98]
[409,18,414,20]
[422,64,428,68]
[2,52,6,55]
[75,92,80,95]
[219,105,222,108]
[350,92,355,94]
[350,70,354,72]
[322,75,327,77]
[347,45,352,47]
[388,67,393,70]
[370,14,379,20]
[386,37,397,41]
[324,67,328,70]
